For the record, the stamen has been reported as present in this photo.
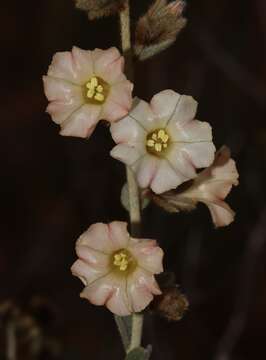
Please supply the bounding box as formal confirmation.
[85,76,107,103]
[146,129,170,155]
[147,139,155,147]
[96,85,103,93]
[94,93,105,102]
[113,251,129,271]
[87,89,95,98]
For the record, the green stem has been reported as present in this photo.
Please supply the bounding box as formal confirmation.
[127,313,144,353]
[117,0,144,354]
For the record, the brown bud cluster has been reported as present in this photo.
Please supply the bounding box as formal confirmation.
[152,286,189,322]
[135,0,187,61]
[75,0,126,20]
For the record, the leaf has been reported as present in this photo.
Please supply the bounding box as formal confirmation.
[126,346,152,360]
[121,184,150,212]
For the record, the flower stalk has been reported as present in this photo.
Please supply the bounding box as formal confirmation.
[119,0,144,354]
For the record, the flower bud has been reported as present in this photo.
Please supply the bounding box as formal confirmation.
[135,0,187,60]
[75,0,126,20]
[152,286,189,322]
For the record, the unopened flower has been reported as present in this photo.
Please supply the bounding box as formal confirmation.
[43,47,133,138]
[75,0,126,20]
[152,146,239,227]
[151,286,189,322]
[71,221,163,316]
[135,0,187,60]
[110,90,215,194]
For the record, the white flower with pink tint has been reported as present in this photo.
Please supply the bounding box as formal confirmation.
[181,146,239,227]
[43,47,133,138]
[71,221,163,316]
[152,146,239,227]
[110,90,215,194]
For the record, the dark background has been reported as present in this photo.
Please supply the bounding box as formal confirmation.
[1,0,266,359]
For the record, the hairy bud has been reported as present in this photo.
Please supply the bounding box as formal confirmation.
[75,0,126,20]
[152,286,189,322]
[134,0,187,61]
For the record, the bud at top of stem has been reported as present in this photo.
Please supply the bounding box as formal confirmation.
[135,0,187,61]
[75,0,126,20]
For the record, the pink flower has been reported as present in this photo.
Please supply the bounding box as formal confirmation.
[153,146,239,227]
[43,47,133,138]
[71,221,163,316]
[182,146,239,227]
[110,90,215,194]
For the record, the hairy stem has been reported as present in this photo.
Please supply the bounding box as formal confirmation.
[127,313,144,353]
[6,321,16,360]
[118,0,144,354]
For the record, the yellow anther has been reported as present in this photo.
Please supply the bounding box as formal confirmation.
[86,89,95,98]
[94,93,105,102]
[96,85,104,93]
[158,129,164,139]
[86,82,93,89]
[147,139,155,147]
[155,143,162,152]
[113,252,129,271]
[85,76,108,103]
[90,76,98,88]
[158,129,169,143]
[146,128,170,155]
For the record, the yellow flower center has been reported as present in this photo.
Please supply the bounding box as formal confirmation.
[146,129,170,155]
[84,76,109,104]
[112,249,136,274]
[113,251,129,271]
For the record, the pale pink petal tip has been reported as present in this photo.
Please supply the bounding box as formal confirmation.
[43,46,132,138]
[71,221,164,315]
[178,146,239,227]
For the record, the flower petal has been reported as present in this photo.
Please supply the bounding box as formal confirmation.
[43,76,83,125]
[77,223,115,254]
[81,274,131,316]
[71,259,109,286]
[150,90,181,127]
[151,159,185,194]
[111,144,143,166]
[101,97,129,122]
[135,154,159,189]
[93,47,121,78]
[180,142,216,169]
[206,200,236,228]
[129,98,156,132]
[129,239,164,274]
[110,115,146,145]
[108,221,130,250]
[107,80,133,115]
[47,51,77,83]
[168,119,213,142]
[167,94,198,127]
[98,56,126,84]
[80,273,114,306]
[75,245,110,269]
[105,276,132,316]
[167,144,197,179]
[127,268,161,313]
[60,104,101,138]
[71,46,94,83]
[43,75,81,103]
